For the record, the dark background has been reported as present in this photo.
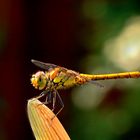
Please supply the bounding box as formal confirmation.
[1,0,140,140]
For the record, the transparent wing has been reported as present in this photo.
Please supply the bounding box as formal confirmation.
[31,59,58,71]
[89,80,104,88]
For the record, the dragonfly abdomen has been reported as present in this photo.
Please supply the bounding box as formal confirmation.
[80,71,140,81]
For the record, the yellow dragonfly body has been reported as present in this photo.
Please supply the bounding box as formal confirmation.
[31,59,140,117]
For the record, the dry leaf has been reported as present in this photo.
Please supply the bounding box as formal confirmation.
[27,98,70,140]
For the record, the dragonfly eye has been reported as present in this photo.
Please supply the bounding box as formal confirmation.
[31,71,47,90]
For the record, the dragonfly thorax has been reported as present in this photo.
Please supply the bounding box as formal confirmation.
[31,71,48,90]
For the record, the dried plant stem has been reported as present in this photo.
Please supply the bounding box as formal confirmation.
[27,98,70,140]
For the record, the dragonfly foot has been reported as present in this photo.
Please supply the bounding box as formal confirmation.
[51,115,56,121]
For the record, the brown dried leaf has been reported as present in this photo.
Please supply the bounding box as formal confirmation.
[27,98,70,140]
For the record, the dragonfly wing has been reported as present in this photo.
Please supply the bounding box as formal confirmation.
[88,80,104,88]
[31,59,58,71]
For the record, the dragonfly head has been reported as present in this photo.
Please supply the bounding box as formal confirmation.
[31,71,47,90]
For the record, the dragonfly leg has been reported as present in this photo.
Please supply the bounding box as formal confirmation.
[42,91,52,105]
[35,90,52,105]
[52,91,56,112]
[51,90,64,120]
[35,90,47,100]
[33,90,48,107]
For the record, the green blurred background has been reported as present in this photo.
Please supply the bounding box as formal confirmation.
[1,0,140,140]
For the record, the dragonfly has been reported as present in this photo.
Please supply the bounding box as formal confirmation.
[31,59,140,117]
